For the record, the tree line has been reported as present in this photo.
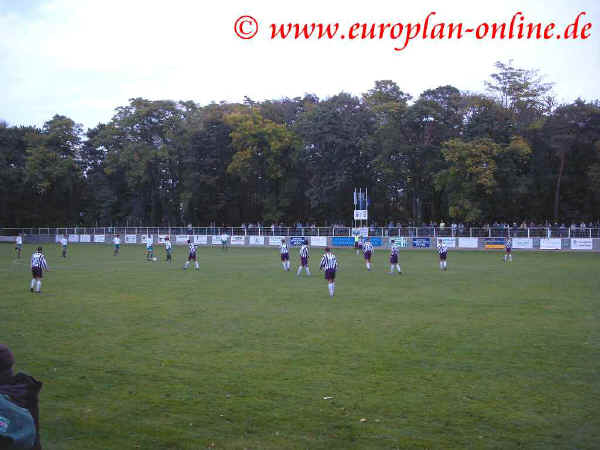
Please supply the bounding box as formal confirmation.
[1,61,599,227]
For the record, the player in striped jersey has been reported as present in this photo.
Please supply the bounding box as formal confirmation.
[389,239,402,274]
[164,236,172,263]
[145,237,154,261]
[363,238,374,271]
[113,234,121,256]
[437,241,448,271]
[183,239,199,270]
[504,237,513,263]
[59,234,68,258]
[296,239,311,276]
[319,247,337,297]
[280,239,290,271]
[30,246,49,293]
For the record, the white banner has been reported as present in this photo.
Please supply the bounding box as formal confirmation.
[158,234,169,243]
[512,238,533,249]
[269,236,285,246]
[352,227,369,237]
[125,234,137,244]
[176,235,189,244]
[68,234,79,243]
[211,235,223,245]
[310,236,327,247]
[194,235,208,245]
[141,234,153,244]
[540,238,562,250]
[249,236,265,246]
[55,235,61,243]
[94,234,105,243]
[571,238,593,250]
[230,235,245,245]
[437,237,456,248]
[353,210,368,220]
[458,237,478,248]
[79,234,91,243]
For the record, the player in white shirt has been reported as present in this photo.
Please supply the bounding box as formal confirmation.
[15,234,23,259]
[59,234,68,258]
[280,239,290,271]
[145,237,154,261]
[437,242,448,271]
[30,246,49,293]
[113,234,121,256]
[183,239,199,270]
[296,239,310,276]
[221,233,229,251]
[389,239,402,274]
[164,236,172,263]
[362,238,374,271]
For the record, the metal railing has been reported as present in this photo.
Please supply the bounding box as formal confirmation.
[1,226,599,238]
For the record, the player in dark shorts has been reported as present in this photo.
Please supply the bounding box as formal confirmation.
[504,237,513,263]
[280,239,290,271]
[437,242,448,271]
[363,238,373,271]
[183,239,199,270]
[30,246,49,293]
[296,239,310,276]
[320,247,338,297]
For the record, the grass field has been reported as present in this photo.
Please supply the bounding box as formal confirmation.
[1,243,599,449]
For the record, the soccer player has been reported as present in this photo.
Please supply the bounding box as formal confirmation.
[320,247,338,297]
[363,237,374,271]
[280,239,290,271]
[15,233,23,259]
[113,234,121,256]
[145,237,154,261]
[296,239,311,276]
[354,234,360,255]
[504,237,513,263]
[357,235,363,255]
[183,239,199,270]
[59,234,68,258]
[389,239,402,274]
[221,233,228,251]
[437,241,448,271]
[164,236,172,263]
[30,246,49,293]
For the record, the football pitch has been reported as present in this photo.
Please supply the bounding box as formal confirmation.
[1,244,599,449]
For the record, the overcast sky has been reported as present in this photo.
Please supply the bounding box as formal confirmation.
[1,0,598,130]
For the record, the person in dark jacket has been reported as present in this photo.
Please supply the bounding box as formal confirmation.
[0,345,42,450]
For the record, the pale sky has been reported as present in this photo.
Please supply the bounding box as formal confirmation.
[1,0,599,130]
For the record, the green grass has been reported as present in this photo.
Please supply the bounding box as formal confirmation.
[1,244,599,449]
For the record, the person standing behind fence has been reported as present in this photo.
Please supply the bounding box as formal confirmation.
[30,247,48,294]
[15,234,23,259]
[59,234,68,258]
[113,234,121,256]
